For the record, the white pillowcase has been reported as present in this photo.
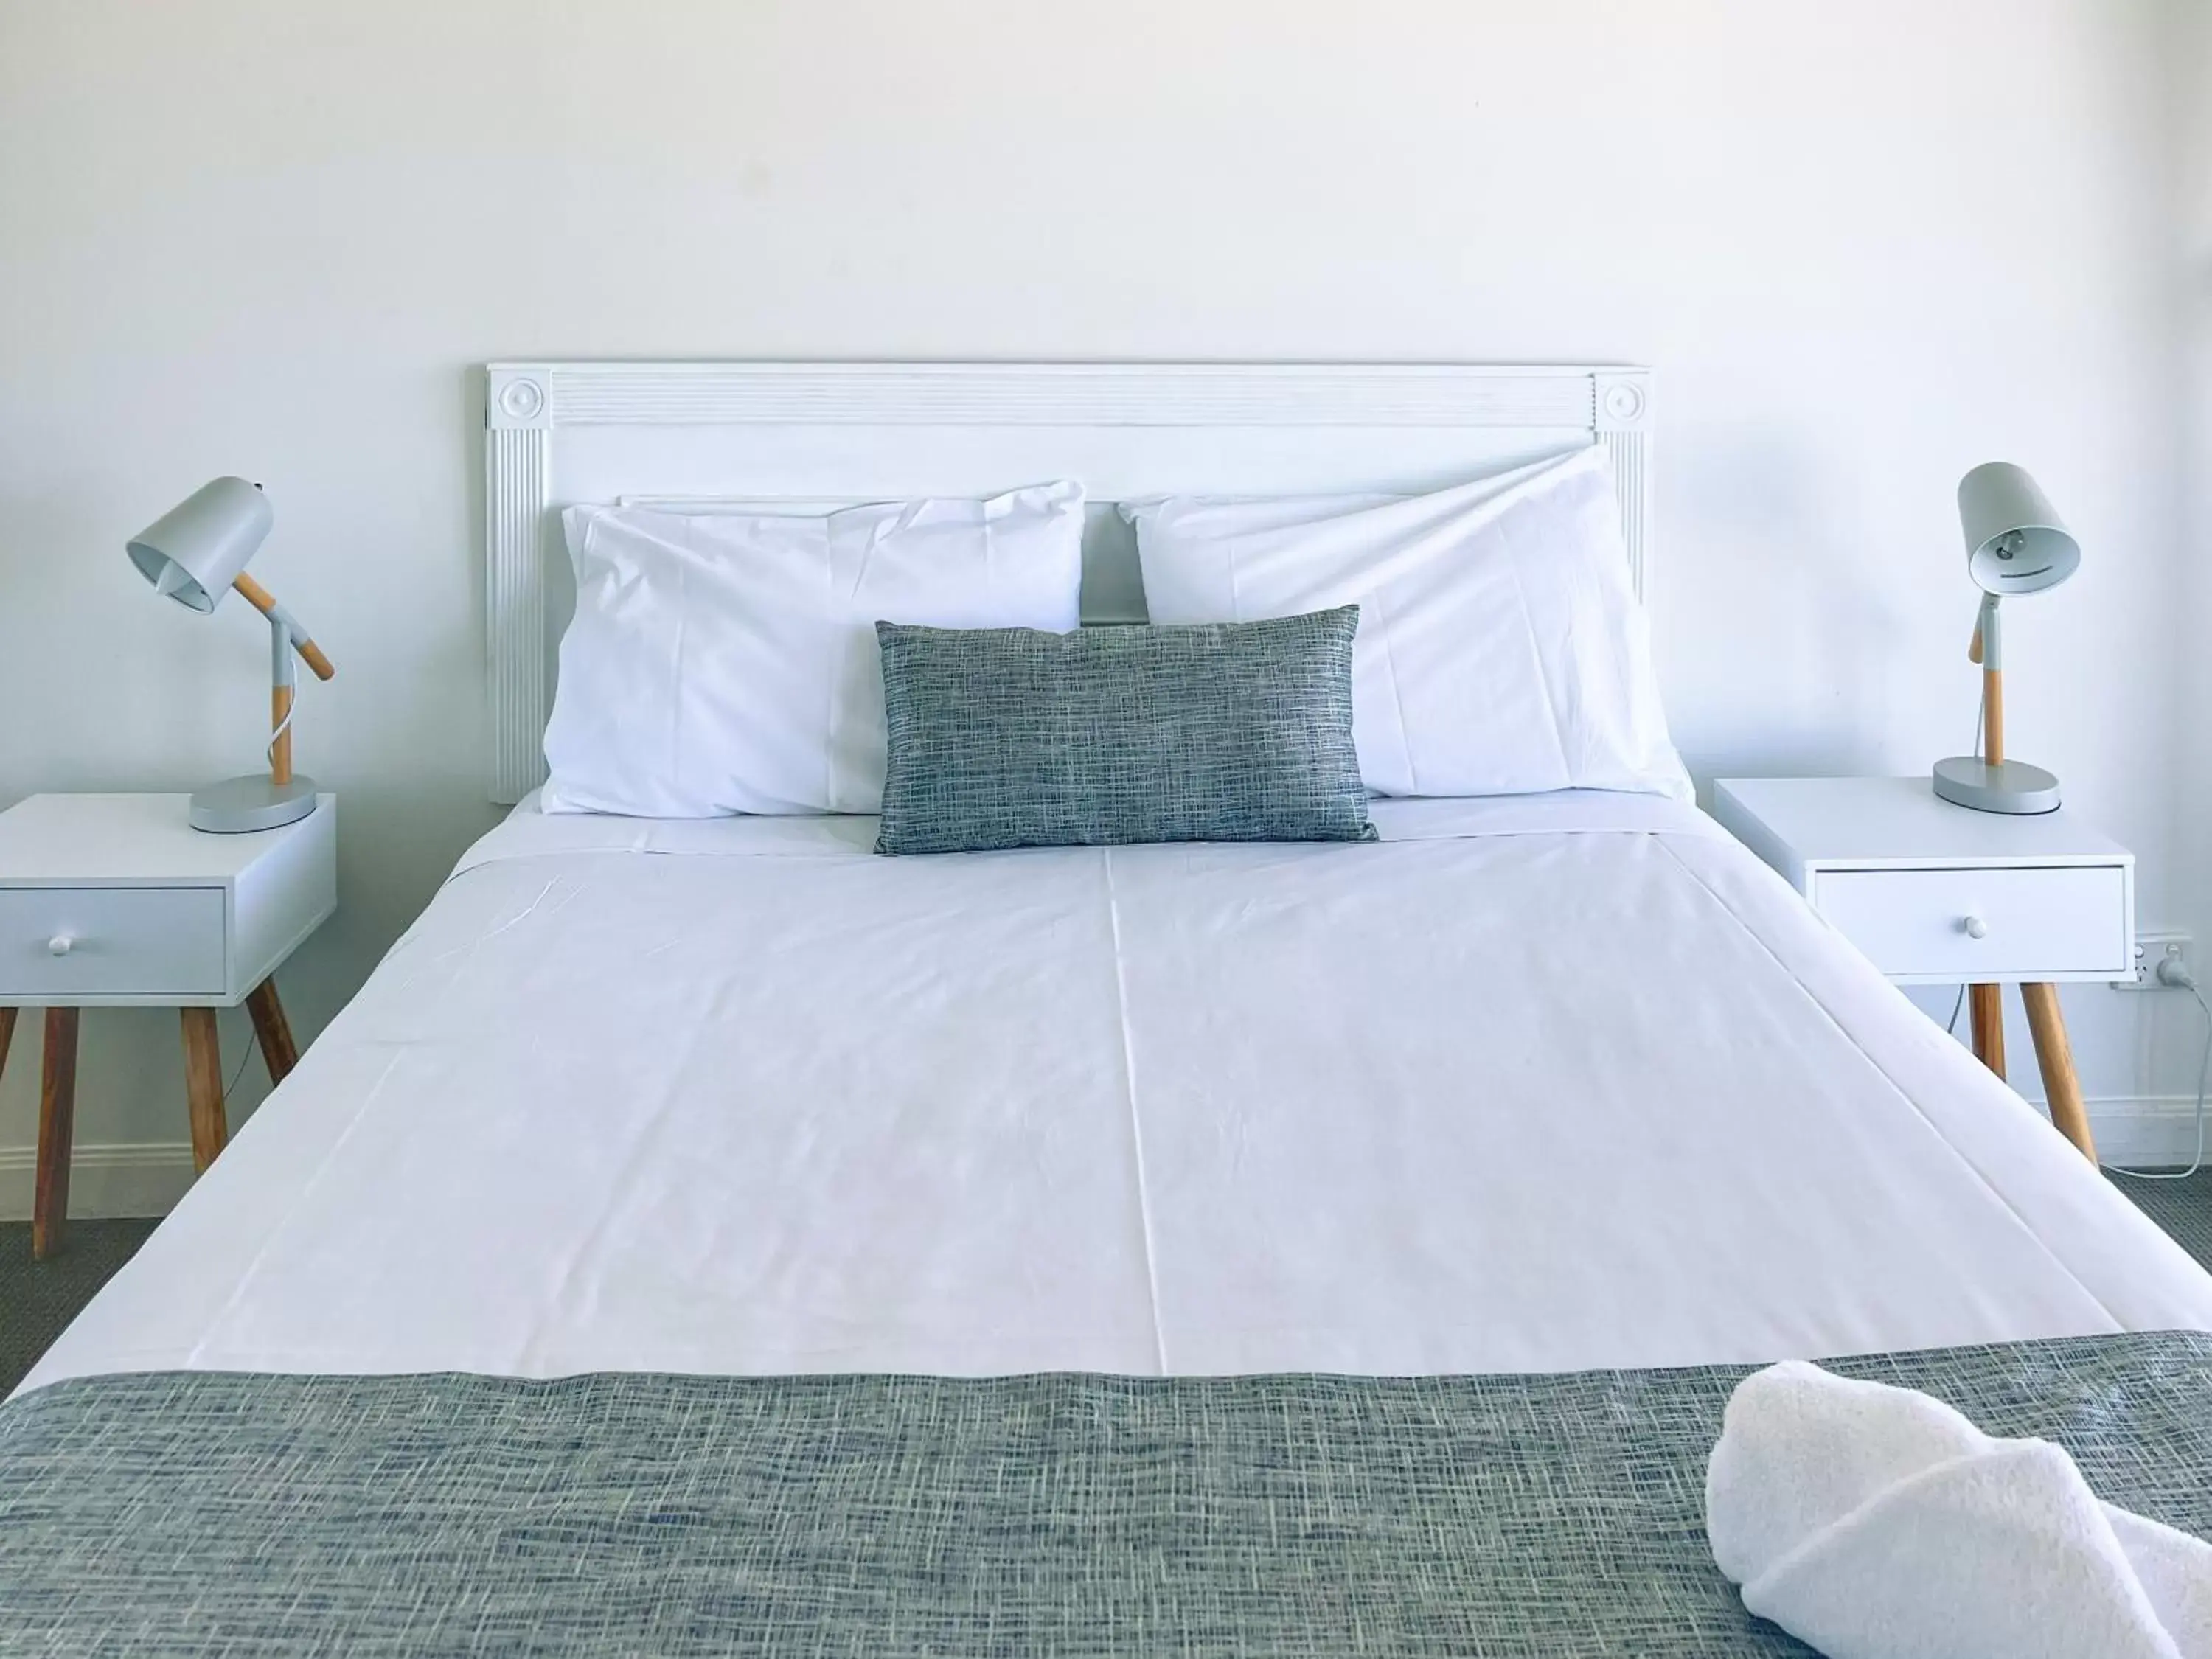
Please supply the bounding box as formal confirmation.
[543,482,1085,817]
[1121,448,1691,801]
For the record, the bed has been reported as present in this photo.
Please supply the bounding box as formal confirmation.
[6,363,2212,1657]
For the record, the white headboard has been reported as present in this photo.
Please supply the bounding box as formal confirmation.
[481,361,1654,804]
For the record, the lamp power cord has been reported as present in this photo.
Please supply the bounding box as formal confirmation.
[265,701,294,770]
[2106,953,2212,1183]
[189,1007,267,1122]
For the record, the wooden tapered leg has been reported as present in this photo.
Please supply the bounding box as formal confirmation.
[1968,983,2006,1080]
[245,978,298,1084]
[0,1006,15,1085]
[181,1008,228,1175]
[2022,982,2096,1162]
[34,1008,79,1260]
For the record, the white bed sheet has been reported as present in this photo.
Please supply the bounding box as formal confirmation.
[24,793,2212,1397]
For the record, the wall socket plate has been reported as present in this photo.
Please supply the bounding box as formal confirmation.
[2115,932,2194,991]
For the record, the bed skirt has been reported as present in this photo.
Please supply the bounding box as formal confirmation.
[5,1332,2211,1657]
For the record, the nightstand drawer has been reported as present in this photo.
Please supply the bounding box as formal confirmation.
[1811,865,2128,981]
[0,887,227,998]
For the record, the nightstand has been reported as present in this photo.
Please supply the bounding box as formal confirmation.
[1711,776,2132,1163]
[0,793,337,1256]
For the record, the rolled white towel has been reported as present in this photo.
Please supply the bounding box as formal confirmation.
[1705,1360,2212,1659]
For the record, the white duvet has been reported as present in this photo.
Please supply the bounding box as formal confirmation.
[22,793,2212,1397]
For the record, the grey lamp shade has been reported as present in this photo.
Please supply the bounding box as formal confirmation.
[125,476,272,613]
[1957,462,2079,596]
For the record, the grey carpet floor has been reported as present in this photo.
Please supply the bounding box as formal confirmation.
[2112,1169,2212,1272]
[2,1220,160,1397]
[6,1178,2212,1399]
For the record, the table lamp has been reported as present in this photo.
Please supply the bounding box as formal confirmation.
[1931,462,2079,815]
[126,477,336,832]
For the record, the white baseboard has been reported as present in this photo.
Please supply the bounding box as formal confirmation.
[1,1096,2202,1225]
[2074,1097,2210,1172]
[0,1142,197,1221]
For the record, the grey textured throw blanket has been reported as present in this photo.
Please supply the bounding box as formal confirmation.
[4,1333,2210,1657]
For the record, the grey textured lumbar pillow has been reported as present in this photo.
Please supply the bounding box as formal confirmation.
[874,607,1378,855]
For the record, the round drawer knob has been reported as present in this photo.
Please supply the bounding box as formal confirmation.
[1961,915,1989,940]
[46,935,73,956]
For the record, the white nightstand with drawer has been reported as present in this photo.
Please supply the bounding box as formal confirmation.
[0,793,336,1256]
[1711,776,2131,1163]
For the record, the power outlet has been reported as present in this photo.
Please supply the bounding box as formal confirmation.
[2115,932,2194,991]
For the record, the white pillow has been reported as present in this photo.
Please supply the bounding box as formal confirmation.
[543,481,1085,817]
[1121,448,1690,801]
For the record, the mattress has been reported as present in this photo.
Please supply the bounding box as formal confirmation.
[21,790,2212,1397]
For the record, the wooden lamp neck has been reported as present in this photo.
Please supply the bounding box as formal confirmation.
[1968,593,2004,768]
[268,616,296,786]
[233,575,335,790]
[231,573,336,681]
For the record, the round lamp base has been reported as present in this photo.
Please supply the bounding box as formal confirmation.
[189,774,320,834]
[1933,757,2061,815]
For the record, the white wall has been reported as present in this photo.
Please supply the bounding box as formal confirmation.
[0,0,2200,1197]
[2167,0,2212,1149]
